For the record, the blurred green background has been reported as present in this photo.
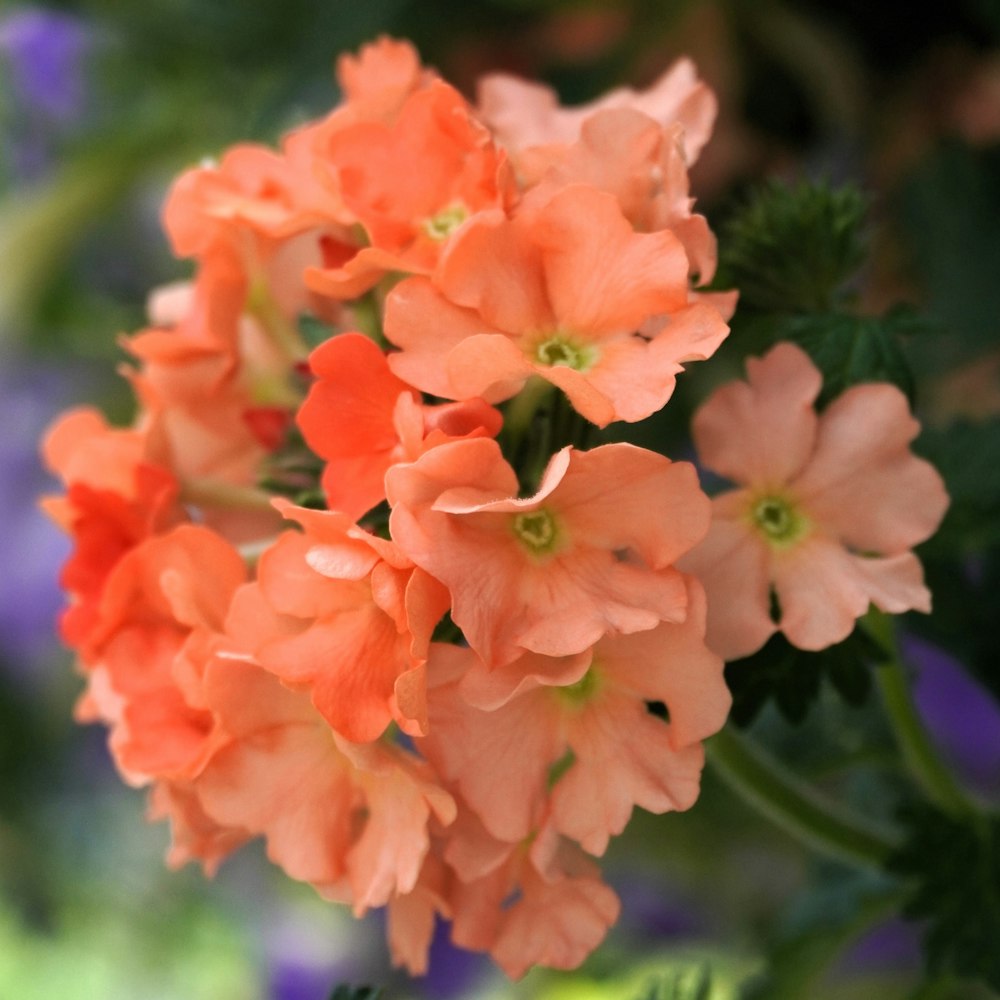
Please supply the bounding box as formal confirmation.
[3,1,1000,998]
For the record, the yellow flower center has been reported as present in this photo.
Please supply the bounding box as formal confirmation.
[422,202,468,241]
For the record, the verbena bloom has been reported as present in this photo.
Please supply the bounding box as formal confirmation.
[681,342,950,660]
[384,184,728,426]
[386,438,709,670]
[227,500,449,743]
[477,56,717,168]
[73,525,245,783]
[296,332,501,520]
[178,653,455,912]
[420,573,731,855]
[304,80,513,300]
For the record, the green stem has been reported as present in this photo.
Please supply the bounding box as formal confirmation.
[867,608,976,817]
[247,278,309,363]
[506,376,554,439]
[180,478,277,512]
[707,725,901,869]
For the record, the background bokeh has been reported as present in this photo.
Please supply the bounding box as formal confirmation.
[3,2,1000,998]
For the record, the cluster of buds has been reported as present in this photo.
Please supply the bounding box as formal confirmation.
[41,37,947,978]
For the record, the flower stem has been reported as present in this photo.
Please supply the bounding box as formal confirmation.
[866,608,976,818]
[707,725,901,869]
[180,478,277,512]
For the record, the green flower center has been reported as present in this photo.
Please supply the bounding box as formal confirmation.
[422,202,468,241]
[555,668,601,707]
[512,508,559,554]
[534,334,595,372]
[750,495,809,547]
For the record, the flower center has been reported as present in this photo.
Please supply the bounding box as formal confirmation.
[555,667,600,707]
[534,334,595,372]
[512,508,559,554]
[750,495,809,547]
[422,202,468,241]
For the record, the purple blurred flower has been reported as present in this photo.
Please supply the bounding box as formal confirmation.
[420,917,488,999]
[0,354,76,675]
[838,916,922,973]
[903,632,1000,799]
[0,7,91,122]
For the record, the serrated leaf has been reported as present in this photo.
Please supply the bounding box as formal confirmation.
[715,178,868,314]
[771,312,916,408]
[887,804,1000,991]
[725,627,887,727]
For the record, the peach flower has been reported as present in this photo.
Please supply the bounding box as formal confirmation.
[386,438,708,670]
[304,80,513,300]
[182,654,454,912]
[681,343,950,660]
[477,55,717,168]
[228,500,449,742]
[384,184,729,426]
[296,332,501,520]
[420,574,728,853]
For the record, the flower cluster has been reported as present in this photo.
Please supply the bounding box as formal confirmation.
[41,37,946,979]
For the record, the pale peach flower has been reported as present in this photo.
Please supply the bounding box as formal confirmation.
[681,343,950,660]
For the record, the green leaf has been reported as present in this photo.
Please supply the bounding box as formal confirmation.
[328,985,384,1000]
[725,627,888,727]
[715,178,868,315]
[770,311,917,408]
[887,804,1000,991]
[632,964,713,1000]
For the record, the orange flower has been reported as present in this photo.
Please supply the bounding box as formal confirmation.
[41,407,184,651]
[446,819,620,980]
[179,654,454,912]
[296,332,502,520]
[681,343,950,659]
[386,438,708,669]
[228,500,449,742]
[420,575,730,854]
[73,525,246,784]
[385,184,728,426]
[304,80,513,300]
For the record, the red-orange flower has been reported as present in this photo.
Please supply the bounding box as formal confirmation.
[296,332,501,520]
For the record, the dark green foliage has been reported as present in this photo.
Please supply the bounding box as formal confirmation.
[725,627,888,727]
[770,311,917,408]
[916,417,1000,555]
[328,986,384,1000]
[716,179,868,315]
[898,143,1000,364]
[888,804,1000,991]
